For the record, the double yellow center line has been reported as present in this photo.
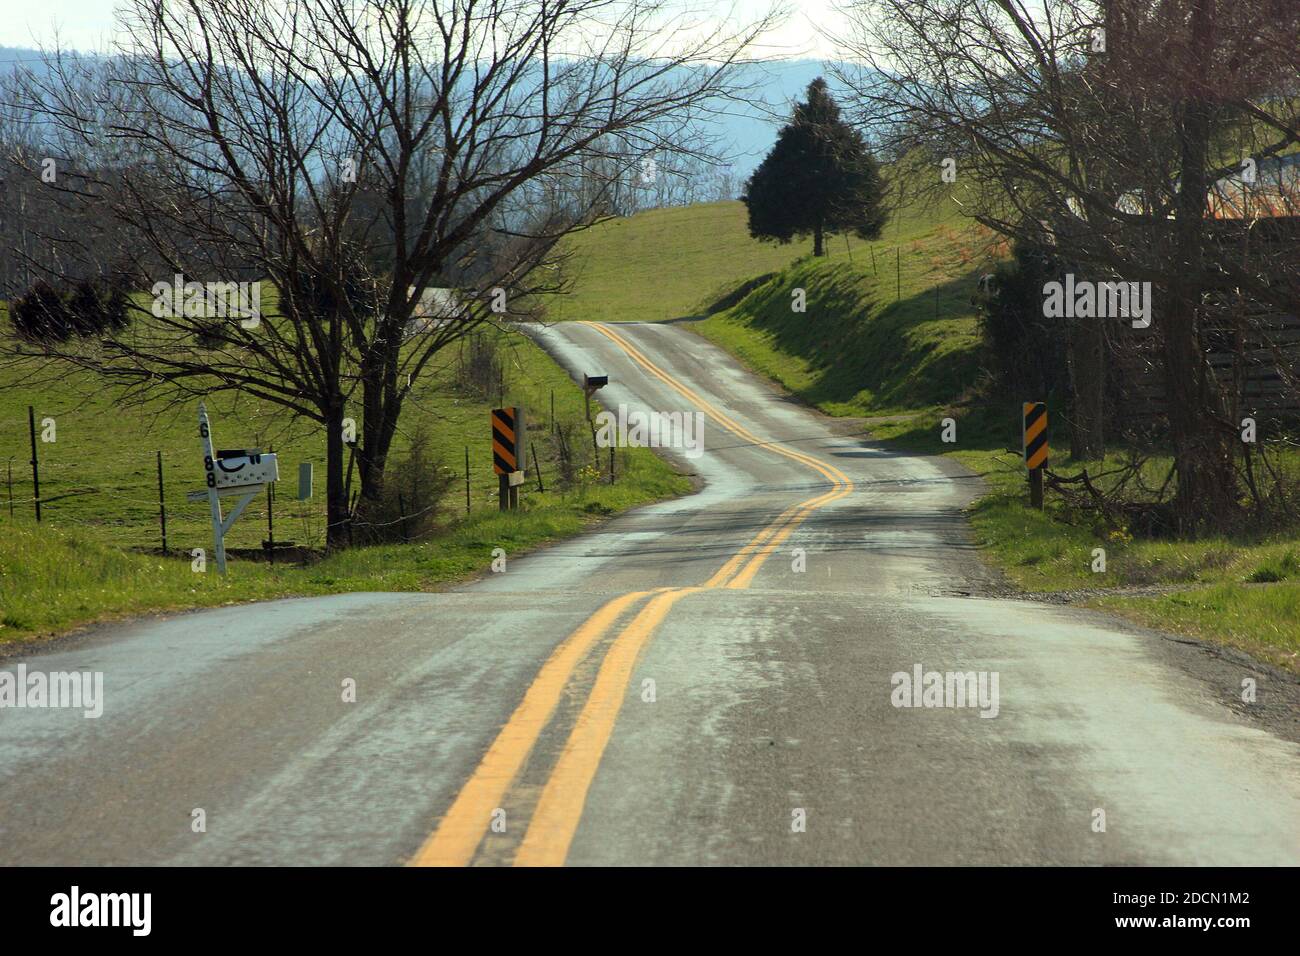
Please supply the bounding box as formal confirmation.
[409,322,853,866]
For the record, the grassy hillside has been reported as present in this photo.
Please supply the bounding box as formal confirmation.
[546,200,859,324]
[546,194,996,416]
[547,194,1300,672]
[694,228,989,415]
[0,319,689,645]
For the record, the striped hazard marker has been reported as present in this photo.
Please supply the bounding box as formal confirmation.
[492,406,521,475]
[492,406,526,511]
[1023,402,1048,470]
[1022,402,1048,509]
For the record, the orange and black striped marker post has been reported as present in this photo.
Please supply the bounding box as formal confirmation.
[492,406,525,510]
[1023,402,1048,510]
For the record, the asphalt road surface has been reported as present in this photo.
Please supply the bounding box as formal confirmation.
[2,321,1299,866]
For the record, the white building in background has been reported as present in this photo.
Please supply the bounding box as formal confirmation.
[404,286,467,337]
[1208,154,1300,221]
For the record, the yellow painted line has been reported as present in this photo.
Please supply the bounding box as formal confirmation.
[587,325,826,464]
[408,589,653,867]
[411,491,831,865]
[590,322,855,589]
[727,499,837,589]
[412,484,830,866]
[701,499,804,587]
[509,326,859,864]
[590,323,849,488]
[720,485,853,587]
[512,493,847,863]
[513,587,702,866]
[412,322,858,867]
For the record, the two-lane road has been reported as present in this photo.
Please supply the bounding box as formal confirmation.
[2,321,1298,866]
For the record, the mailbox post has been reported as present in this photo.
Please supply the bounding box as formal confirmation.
[583,374,608,421]
[190,402,280,573]
[584,374,608,472]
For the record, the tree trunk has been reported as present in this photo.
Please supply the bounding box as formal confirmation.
[1066,312,1106,459]
[356,337,405,511]
[325,401,349,551]
[1164,0,1237,534]
[1162,292,1237,533]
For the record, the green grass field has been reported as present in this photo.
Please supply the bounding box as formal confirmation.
[545,200,867,324]
[0,319,689,645]
[546,192,995,415]
[549,194,1300,672]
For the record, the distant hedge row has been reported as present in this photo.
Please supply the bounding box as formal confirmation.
[8,280,131,343]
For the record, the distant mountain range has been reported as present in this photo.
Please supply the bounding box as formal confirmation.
[0,46,49,68]
[0,46,859,181]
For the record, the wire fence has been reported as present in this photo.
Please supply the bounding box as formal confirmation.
[1,394,622,560]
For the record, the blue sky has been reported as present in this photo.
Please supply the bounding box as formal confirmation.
[0,0,849,58]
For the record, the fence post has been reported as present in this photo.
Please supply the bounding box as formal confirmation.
[28,405,41,522]
[157,450,168,554]
[532,441,544,492]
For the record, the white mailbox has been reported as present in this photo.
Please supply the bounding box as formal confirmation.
[211,452,279,489]
[195,403,283,575]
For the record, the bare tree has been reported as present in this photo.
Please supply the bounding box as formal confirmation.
[830,0,1300,532]
[3,0,781,547]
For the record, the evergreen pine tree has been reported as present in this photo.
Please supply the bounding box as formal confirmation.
[743,78,886,256]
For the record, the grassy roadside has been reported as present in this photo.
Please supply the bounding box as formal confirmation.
[637,201,1300,673]
[704,297,1300,671]
[0,464,682,646]
[0,320,690,646]
[872,410,1300,671]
